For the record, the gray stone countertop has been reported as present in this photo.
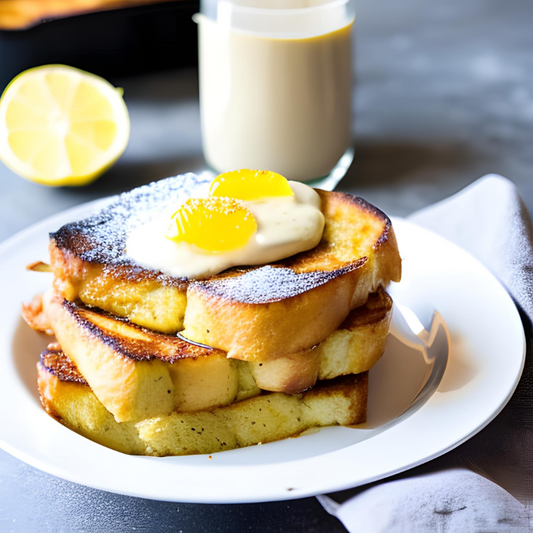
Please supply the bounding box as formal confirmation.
[1,0,532,531]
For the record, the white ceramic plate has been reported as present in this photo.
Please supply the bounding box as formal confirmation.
[0,202,525,503]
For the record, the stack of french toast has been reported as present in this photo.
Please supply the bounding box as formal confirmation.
[25,172,401,456]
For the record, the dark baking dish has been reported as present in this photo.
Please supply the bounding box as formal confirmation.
[0,0,199,89]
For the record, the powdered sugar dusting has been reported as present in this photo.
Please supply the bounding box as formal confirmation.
[51,173,211,269]
[50,174,369,300]
[195,263,362,304]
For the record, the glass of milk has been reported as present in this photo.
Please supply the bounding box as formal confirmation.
[196,0,355,182]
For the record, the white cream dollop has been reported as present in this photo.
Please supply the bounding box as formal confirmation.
[125,181,325,279]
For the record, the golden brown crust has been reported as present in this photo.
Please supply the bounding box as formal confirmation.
[37,362,61,419]
[43,289,390,421]
[250,289,392,391]
[339,289,393,330]
[307,371,368,408]
[40,347,88,385]
[50,173,208,274]
[43,290,235,422]
[182,191,400,359]
[40,349,367,401]
[49,174,401,356]
[184,263,367,360]
[50,288,391,366]
[61,298,220,364]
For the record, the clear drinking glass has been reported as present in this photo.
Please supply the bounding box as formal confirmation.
[196,0,355,183]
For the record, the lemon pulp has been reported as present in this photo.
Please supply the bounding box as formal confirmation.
[209,169,294,201]
[0,65,130,186]
[166,197,257,253]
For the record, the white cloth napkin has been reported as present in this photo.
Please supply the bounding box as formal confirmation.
[410,174,533,320]
[318,175,533,532]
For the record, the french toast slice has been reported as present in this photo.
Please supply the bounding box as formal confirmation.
[43,289,391,422]
[49,173,401,358]
[42,290,255,423]
[38,349,368,456]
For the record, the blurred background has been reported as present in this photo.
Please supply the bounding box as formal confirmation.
[1,0,533,237]
[1,2,532,529]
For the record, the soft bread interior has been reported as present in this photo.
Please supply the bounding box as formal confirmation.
[43,289,391,422]
[38,350,368,457]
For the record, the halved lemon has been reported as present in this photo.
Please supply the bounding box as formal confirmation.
[0,65,130,186]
